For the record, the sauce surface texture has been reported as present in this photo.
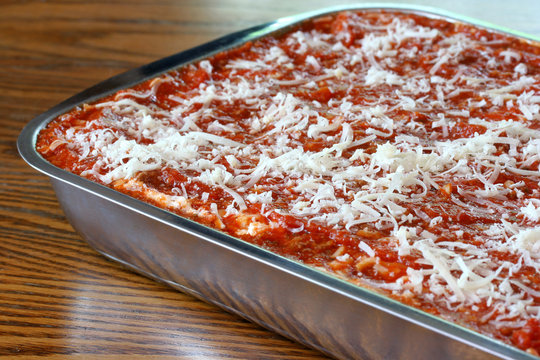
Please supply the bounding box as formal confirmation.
[37,10,540,355]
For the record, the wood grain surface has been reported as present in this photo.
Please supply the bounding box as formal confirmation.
[1,0,539,359]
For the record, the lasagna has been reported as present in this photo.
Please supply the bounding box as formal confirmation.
[36,10,540,355]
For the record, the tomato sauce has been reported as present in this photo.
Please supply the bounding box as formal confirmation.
[37,10,540,355]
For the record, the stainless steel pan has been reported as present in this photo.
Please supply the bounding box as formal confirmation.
[18,4,540,359]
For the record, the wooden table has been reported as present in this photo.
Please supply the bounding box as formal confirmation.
[1,1,539,358]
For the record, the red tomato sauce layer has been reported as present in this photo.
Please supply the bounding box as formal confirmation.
[37,10,540,355]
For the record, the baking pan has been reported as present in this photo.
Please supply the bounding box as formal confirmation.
[17,4,540,360]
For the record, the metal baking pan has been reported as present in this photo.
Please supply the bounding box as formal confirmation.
[17,4,540,360]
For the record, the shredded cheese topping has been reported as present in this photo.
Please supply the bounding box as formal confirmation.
[39,10,540,349]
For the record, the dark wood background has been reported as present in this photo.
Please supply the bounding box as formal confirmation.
[1,0,539,358]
